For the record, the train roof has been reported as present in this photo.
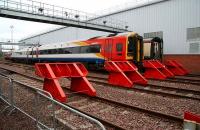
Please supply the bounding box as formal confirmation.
[87,32,137,40]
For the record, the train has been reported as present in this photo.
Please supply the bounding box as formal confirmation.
[6,32,163,69]
[143,37,163,61]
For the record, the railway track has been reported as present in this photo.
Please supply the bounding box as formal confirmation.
[164,78,200,86]
[86,75,200,101]
[0,61,200,129]
[175,75,200,81]
[4,60,200,85]
[0,68,183,129]
[0,61,188,129]
[184,74,200,78]
[1,61,200,101]
[1,61,200,99]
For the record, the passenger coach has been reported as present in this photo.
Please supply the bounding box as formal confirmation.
[9,32,144,68]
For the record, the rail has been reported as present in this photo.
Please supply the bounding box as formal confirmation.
[0,72,105,130]
[0,0,128,31]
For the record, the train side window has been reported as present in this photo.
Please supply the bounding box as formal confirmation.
[52,49,56,54]
[80,46,90,53]
[43,50,48,54]
[17,52,22,55]
[52,49,55,54]
[39,50,42,54]
[40,50,46,55]
[32,51,36,55]
[89,45,101,53]
[116,43,123,52]
[40,50,43,54]
[58,49,64,54]
[53,49,58,54]
[128,37,134,52]
[72,47,80,54]
[63,48,71,54]
[56,49,60,54]
[47,49,51,54]
[41,50,46,55]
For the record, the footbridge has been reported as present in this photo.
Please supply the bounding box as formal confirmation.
[0,0,129,33]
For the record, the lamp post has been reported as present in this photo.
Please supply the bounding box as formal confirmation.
[10,25,14,50]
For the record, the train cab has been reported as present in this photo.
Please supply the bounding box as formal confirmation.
[90,32,144,65]
[126,33,143,65]
[143,37,163,61]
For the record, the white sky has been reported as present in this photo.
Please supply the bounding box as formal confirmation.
[0,0,135,42]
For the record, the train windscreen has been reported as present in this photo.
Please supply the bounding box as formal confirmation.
[127,35,143,64]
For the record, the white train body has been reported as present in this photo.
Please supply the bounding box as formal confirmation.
[10,40,104,63]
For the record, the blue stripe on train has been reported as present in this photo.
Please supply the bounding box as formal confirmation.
[11,57,105,63]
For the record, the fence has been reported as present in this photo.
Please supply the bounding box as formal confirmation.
[0,72,105,130]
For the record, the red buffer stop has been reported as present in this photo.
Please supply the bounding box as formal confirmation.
[35,63,96,102]
[165,60,189,76]
[105,61,147,88]
[143,60,174,80]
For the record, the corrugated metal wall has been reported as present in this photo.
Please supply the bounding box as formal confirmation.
[22,28,109,44]
[20,0,200,54]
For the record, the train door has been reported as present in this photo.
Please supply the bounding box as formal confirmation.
[26,48,29,63]
[151,37,163,61]
[104,39,113,61]
[36,47,39,59]
[113,39,124,60]
[153,41,163,61]
[31,47,34,59]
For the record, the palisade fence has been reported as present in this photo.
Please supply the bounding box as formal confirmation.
[0,72,105,130]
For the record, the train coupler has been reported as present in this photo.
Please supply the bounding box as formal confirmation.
[35,63,96,102]
[104,61,147,88]
[143,60,174,80]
